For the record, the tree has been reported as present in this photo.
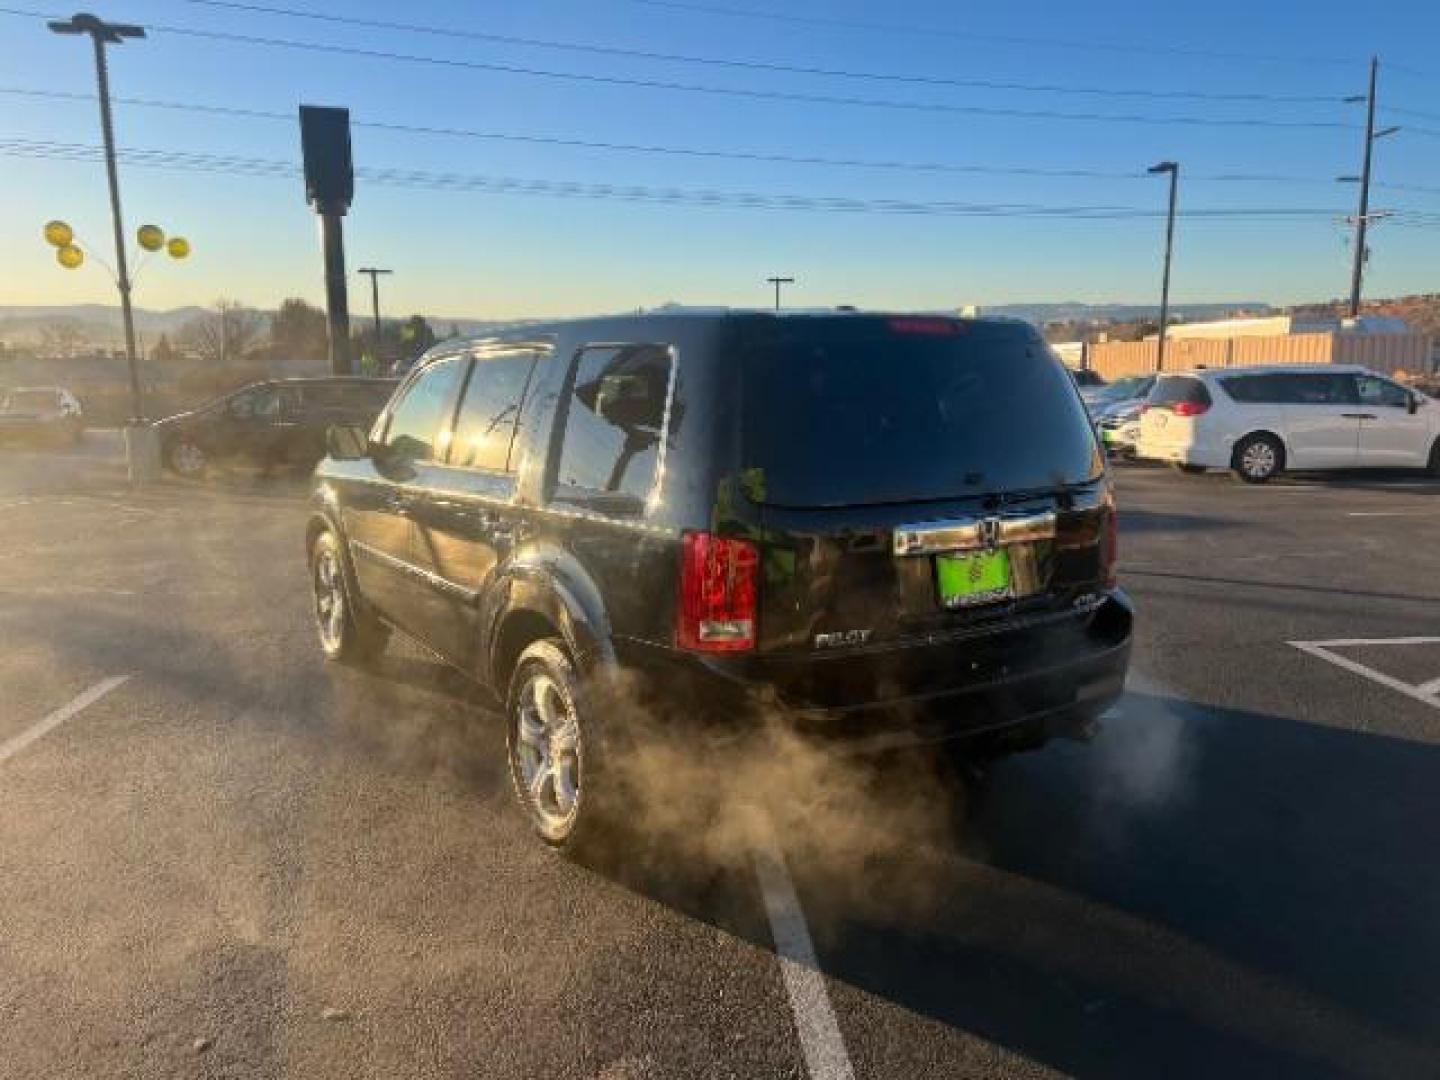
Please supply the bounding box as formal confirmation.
[150,333,178,365]
[269,297,330,362]
[39,320,88,355]
[399,314,437,355]
[177,299,265,366]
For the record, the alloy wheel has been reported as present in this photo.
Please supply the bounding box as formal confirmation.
[513,672,582,835]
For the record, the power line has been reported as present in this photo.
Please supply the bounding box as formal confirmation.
[175,0,1349,105]
[0,7,1362,131]
[0,84,1360,187]
[607,0,1365,69]
[1,137,1377,223]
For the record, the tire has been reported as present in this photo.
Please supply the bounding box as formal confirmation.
[167,437,207,478]
[1428,439,1440,478]
[309,530,389,665]
[1232,433,1284,484]
[506,638,607,850]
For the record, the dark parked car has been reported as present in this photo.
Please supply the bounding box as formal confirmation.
[306,311,1132,849]
[156,377,396,477]
[0,386,84,445]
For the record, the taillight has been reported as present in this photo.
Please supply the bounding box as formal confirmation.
[1171,400,1210,417]
[676,531,758,652]
[1102,500,1118,588]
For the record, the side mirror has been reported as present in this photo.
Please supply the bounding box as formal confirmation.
[326,423,370,461]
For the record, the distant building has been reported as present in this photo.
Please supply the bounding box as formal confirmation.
[1161,313,1410,340]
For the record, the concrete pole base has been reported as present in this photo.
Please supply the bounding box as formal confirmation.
[123,422,162,486]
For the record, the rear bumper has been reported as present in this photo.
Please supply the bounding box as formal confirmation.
[1137,426,1231,468]
[615,592,1133,747]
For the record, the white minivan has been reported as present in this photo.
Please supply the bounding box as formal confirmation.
[1136,365,1440,483]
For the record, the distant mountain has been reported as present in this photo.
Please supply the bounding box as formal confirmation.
[0,299,1277,345]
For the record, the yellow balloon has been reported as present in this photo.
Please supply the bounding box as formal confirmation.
[44,220,73,248]
[137,224,165,252]
[56,244,84,269]
[166,236,191,259]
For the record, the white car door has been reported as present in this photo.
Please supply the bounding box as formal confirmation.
[1355,375,1433,467]
[1278,373,1361,469]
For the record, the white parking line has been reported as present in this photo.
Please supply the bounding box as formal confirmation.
[1289,638,1440,713]
[751,817,856,1080]
[0,676,130,765]
[1347,511,1426,518]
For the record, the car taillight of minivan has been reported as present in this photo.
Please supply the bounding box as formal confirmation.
[1170,400,1210,417]
[676,531,758,652]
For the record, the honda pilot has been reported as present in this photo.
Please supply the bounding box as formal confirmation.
[306,311,1132,848]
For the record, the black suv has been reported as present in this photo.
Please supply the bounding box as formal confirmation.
[306,312,1132,847]
[155,377,396,478]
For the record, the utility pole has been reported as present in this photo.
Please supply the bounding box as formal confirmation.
[48,12,145,421]
[766,276,795,312]
[1341,57,1400,319]
[1147,161,1179,373]
[357,266,392,368]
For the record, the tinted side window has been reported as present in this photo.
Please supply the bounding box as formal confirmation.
[1279,374,1358,405]
[1221,376,1271,403]
[555,344,673,503]
[382,357,467,463]
[1356,375,1410,409]
[449,350,541,472]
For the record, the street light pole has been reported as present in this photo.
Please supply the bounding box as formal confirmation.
[766,276,795,312]
[1148,161,1179,374]
[357,266,392,354]
[48,12,146,420]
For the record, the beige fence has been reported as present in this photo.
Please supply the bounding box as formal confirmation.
[1082,332,1432,379]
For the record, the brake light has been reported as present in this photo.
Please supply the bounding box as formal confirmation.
[1102,500,1118,588]
[1171,400,1210,417]
[888,318,964,336]
[677,532,758,652]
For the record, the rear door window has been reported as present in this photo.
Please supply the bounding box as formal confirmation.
[553,344,674,505]
[742,320,1101,508]
[1281,374,1358,405]
[448,348,543,472]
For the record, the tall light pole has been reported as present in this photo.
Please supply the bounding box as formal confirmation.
[1340,57,1400,319]
[1147,161,1179,373]
[48,11,146,420]
[357,266,392,350]
[766,275,795,312]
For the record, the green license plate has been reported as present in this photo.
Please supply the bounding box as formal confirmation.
[936,549,1013,609]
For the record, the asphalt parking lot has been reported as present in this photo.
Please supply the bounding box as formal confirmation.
[3,435,1439,1079]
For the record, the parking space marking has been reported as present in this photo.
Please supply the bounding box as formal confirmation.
[751,816,856,1080]
[1289,638,1440,713]
[1347,511,1426,518]
[0,675,130,765]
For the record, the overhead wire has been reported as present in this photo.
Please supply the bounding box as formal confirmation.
[174,0,1350,105]
[2,137,1392,225]
[1,85,1392,193]
[0,7,1362,131]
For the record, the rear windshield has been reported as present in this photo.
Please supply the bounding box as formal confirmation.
[741,320,1103,508]
[1150,376,1213,407]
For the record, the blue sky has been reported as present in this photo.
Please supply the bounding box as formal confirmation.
[1,0,1438,318]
